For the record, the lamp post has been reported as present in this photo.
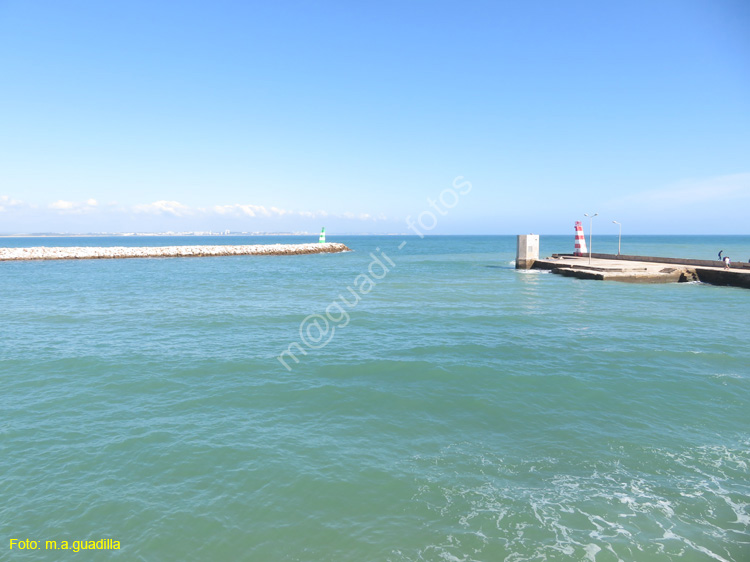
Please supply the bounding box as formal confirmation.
[584,213,598,264]
[613,220,621,256]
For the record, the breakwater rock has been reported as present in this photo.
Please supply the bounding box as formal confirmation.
[0,242,352,261]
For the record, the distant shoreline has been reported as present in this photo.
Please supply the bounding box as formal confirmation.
[0,233,412,238]
[1,233,748,238]
[0,232,319,238]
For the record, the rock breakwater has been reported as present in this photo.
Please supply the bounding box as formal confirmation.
[0,242,352,261]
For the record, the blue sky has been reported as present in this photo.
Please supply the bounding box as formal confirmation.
[1,0,748,234]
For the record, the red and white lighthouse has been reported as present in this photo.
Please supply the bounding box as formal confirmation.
[574,221,588,256]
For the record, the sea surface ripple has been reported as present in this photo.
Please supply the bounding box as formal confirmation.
[1,235,748,561]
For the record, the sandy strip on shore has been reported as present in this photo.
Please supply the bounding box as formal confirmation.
[0,242,352,261]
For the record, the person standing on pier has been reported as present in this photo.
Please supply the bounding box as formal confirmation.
[723,256,731,269]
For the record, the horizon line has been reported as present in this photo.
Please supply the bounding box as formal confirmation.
[1,232,749,238]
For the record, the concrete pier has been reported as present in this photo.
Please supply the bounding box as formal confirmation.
[0,242,351,261]
[527,253,750,289]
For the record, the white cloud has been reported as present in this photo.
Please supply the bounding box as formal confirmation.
[49,200,75,210]
[7,196,386,225]
[133,200,191,216]
[212,204,340,220]
[213,204,271,217]
[336,211,386,221]
[48,198,101,214]
[298,210,329,218]
[0,195,24,212]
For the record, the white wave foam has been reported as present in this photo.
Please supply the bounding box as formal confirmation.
[583,543,601,561]
[398,441,750,562]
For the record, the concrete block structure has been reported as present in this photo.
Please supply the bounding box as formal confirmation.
[516,234,539,269]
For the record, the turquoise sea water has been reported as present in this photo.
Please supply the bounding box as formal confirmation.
[2,235,749,561]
